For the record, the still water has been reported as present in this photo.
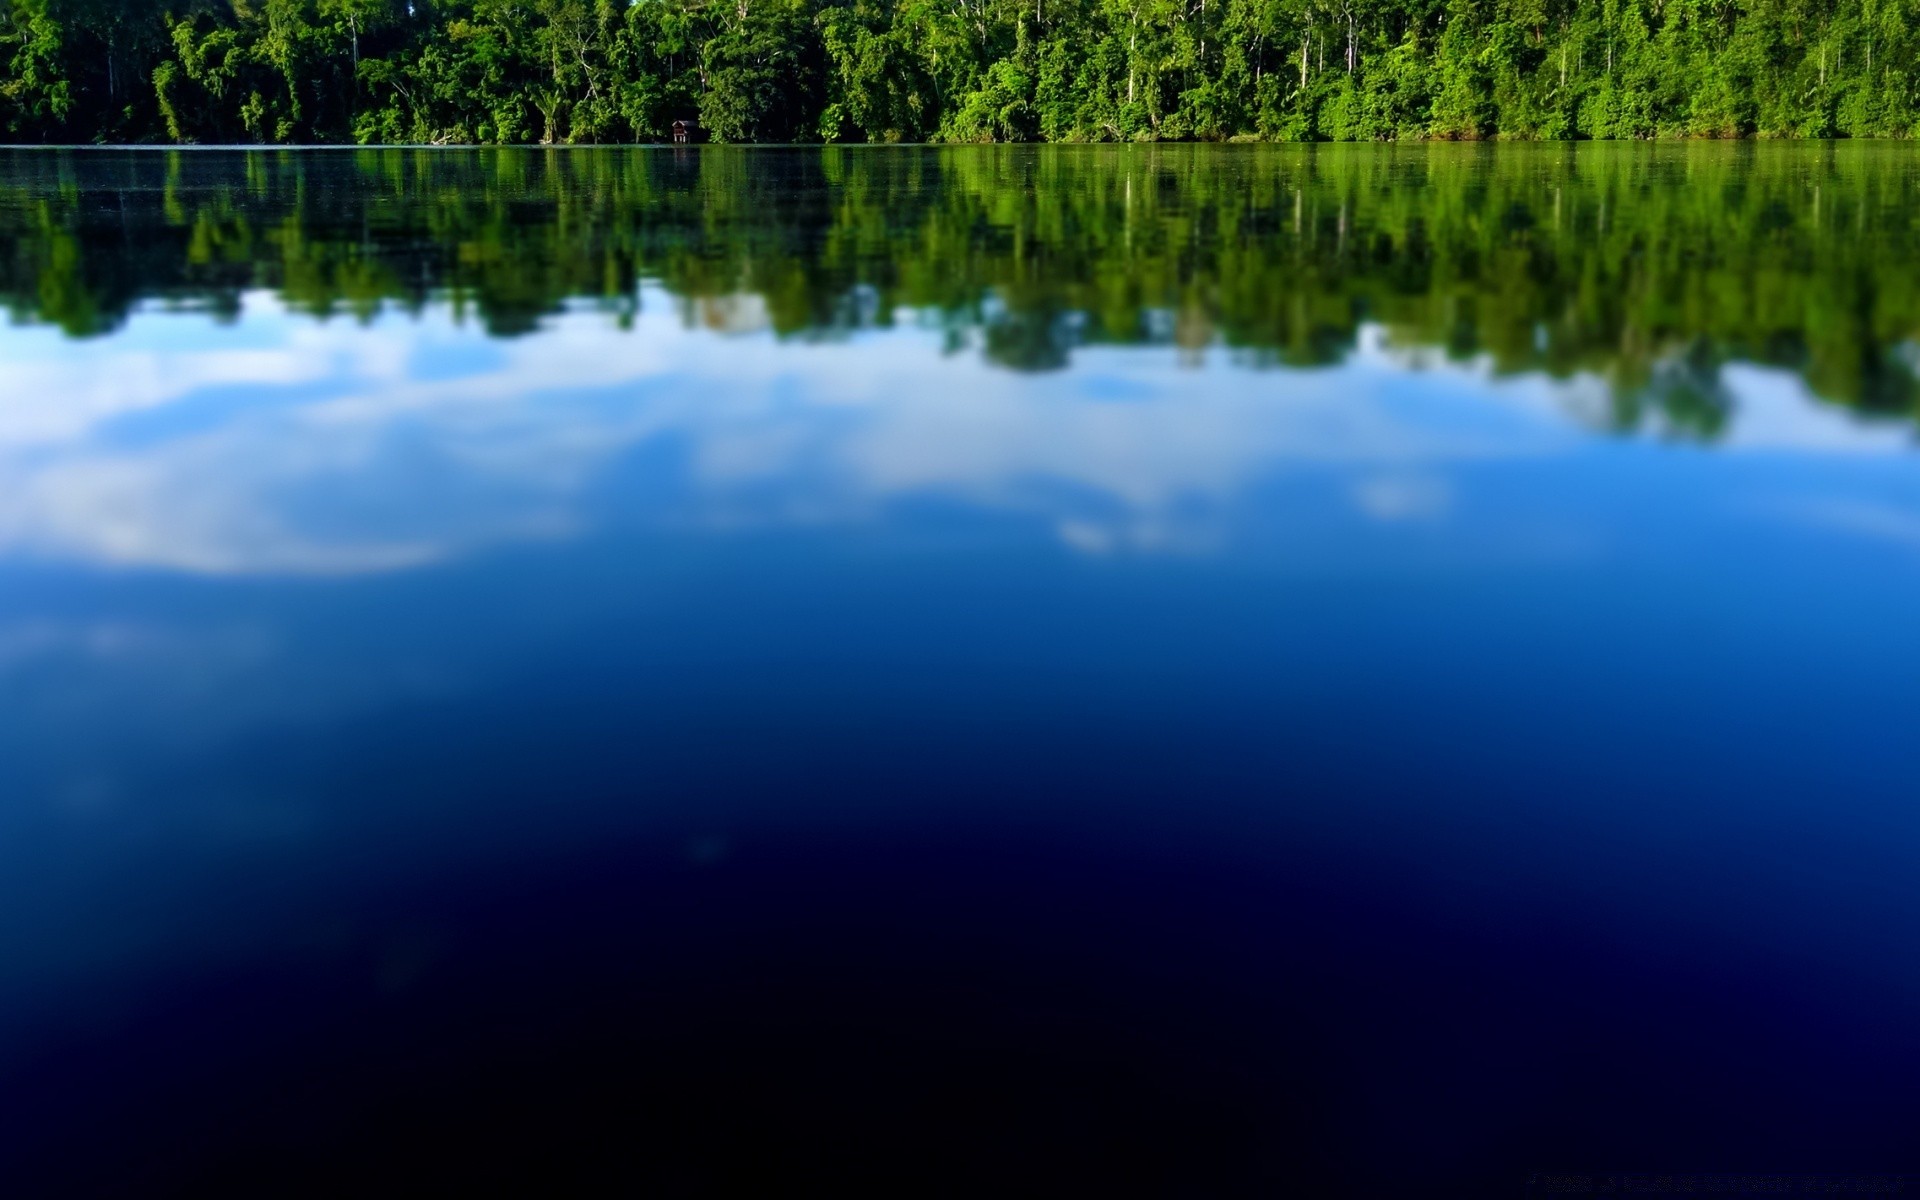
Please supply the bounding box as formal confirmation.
[2,144,1919,1196]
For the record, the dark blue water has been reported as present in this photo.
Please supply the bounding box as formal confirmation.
[3,148,1920,1196]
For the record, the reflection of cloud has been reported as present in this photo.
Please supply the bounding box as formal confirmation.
[0,447,447,575]
[1352,475,1452,522]
[0,617,275,679]
[1768,498,1920,549]
[1719,365,1915,454]
[0,290,1906,577]
[3,349,318,445]
[0,619,172,669]
[1052,515,1221,556]
[0,617,285,766]
[1056,520,1117,555]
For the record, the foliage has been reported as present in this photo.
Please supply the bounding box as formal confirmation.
[4,0,1920,143]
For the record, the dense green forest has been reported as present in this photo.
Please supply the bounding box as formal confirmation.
[2,0,1919,143]
[4,143,1918,436]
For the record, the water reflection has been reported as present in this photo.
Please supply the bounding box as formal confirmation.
[5,146,1920,1197]
[0,287,1907,576]
[5,144,1920,425]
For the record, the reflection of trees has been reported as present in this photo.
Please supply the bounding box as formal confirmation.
[3,143,1920,435]
[1611,340,1735,440]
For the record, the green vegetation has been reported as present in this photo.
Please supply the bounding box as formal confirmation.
[3,0,1920,144]
[4,143,1919,438]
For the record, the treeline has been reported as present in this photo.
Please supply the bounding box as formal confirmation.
[5,143,1919,435]
[3,0,1919,144]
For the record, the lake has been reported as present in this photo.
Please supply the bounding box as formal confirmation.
[2,144,1918,1197]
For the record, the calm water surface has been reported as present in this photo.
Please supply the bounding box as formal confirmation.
[3,145,1919,1196]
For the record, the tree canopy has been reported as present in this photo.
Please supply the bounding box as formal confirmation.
[3,0,1918,143]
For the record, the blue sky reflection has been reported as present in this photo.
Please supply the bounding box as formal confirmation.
[0,287,1910,578]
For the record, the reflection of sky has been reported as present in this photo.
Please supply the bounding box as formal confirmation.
[4,288,1920,950]
[7,286,1920,1188]
[0,287,1910,577]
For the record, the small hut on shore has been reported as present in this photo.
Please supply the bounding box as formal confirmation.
[671,119,703,145]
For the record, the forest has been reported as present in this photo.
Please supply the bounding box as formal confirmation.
[2,0,1918,144]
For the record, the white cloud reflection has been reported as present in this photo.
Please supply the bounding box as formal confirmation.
[1766,497,1920,548]
[0,287,1905,577]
